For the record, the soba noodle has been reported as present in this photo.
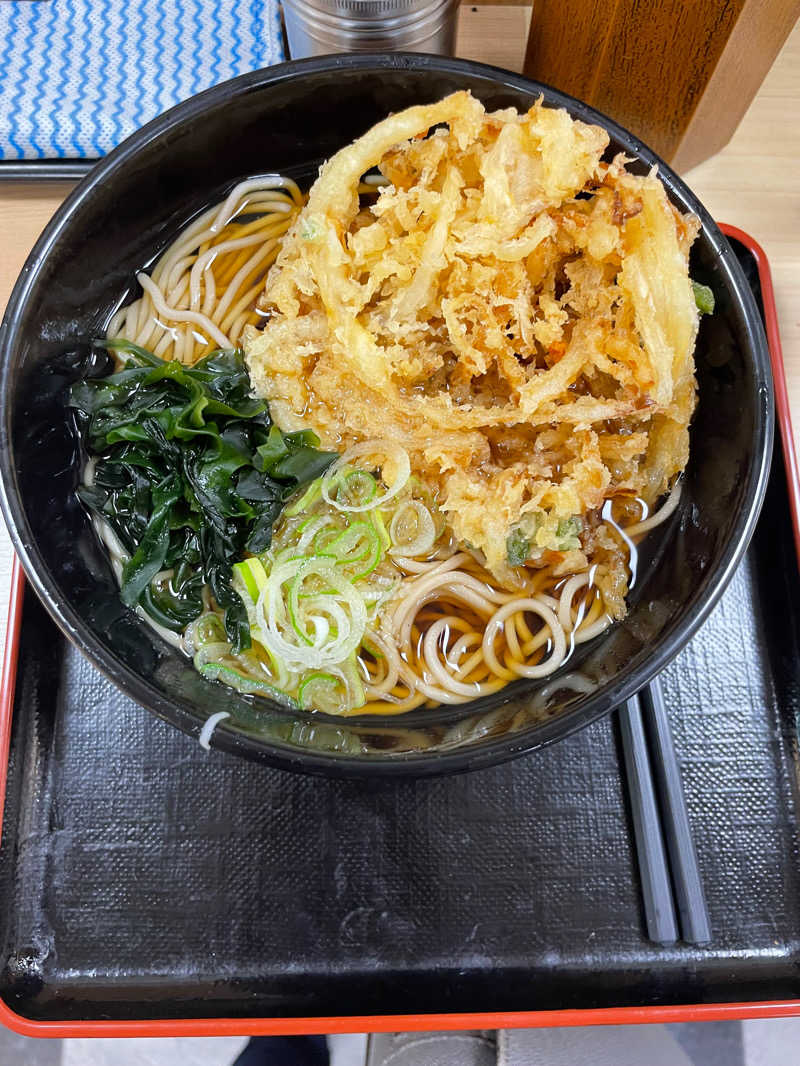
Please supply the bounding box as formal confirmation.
[106,176,303,364]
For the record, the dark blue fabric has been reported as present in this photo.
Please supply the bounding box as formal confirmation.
[233,1036,329,1066]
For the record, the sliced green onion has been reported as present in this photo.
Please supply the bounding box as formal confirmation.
[325,522,373,563]
[270,545,308,567]
[233,556,269,602]
[298,672,342,712]
[284,478,324,517]
[320,468,380,511]
[199,662,298,706]
[193,641,235,669]
[350,525,382,581]
[297,658,366,714]
[389,500,436,557]
[287,568,317,647]
[340,469,377,506]
[312,525,343,553]
[295,514,333,554]
[338,653,366,708]
[321,441,410,514]
[187,612,228,649]
[256,557,368,672]
[373,509,391,550]
[331,521,383,578]
[351,549,382,582]
[210,436,448,714]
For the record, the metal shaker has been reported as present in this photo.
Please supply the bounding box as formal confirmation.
[281,0,459,59]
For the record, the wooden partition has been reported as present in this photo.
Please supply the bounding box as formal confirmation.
[523,0,800,171]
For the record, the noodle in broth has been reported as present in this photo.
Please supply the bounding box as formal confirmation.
[86,175,685,717]
[106,176,303,364]
[79,94,701,718]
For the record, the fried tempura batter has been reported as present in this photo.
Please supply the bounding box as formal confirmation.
[245,91,699,614]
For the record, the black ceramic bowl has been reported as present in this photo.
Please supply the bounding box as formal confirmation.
[0,55,773,776]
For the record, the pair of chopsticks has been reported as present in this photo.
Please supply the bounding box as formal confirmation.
[619,677,711,946]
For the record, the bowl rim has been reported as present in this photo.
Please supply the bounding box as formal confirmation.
[0,52,775,775]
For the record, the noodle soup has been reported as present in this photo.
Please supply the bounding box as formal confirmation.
[71,91,709,719]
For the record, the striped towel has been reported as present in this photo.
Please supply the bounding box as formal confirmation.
[0,0,284,160]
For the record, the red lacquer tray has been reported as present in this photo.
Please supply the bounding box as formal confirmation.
[0,227,799,1038]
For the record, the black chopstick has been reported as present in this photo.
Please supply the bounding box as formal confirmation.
[619,694,679,944]
[640,678,712,945]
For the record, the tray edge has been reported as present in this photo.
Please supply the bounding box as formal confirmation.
[0,224,799,1037]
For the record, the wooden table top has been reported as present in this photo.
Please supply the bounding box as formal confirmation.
[0,8,798,650]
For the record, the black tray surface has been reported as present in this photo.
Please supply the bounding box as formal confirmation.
[0,240,799,1024]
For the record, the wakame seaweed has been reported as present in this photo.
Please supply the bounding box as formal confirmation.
[70,340,337,651]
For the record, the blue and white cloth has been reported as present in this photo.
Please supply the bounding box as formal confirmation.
[0,0,284,160]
